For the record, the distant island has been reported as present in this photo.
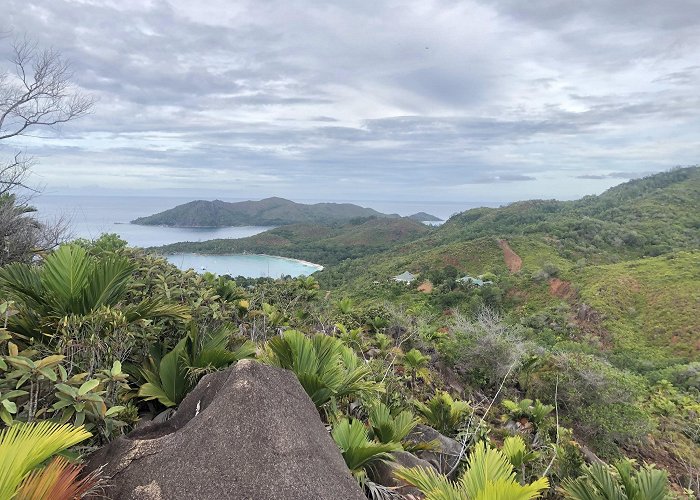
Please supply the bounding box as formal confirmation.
[407,212,442,222]
[131,197,439,227]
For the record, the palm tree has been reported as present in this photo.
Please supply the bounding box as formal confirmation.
[265,330,382,409]
[402,348,431,389]
[0,244,190,340]
[415,391,472,437]
[332,418,400,480]
[138,323,256,407]
[368,402,420,444]
[336,297,353,315]
[395,440,550,499]
[561,459,673,500]
[0,421,92,498]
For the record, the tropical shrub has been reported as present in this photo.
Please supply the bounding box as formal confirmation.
[0,244,190,341]
[527,352,653,456]
[265,330,382,409]
[0,338,128,440]
[368,402,419,445]
[395,440,550,499]
[138,323,255,407]
[415,391,472,437]
[331,417,400,480]
[561,459,674,500]
[501,398,555,432]
[402,348,431,388]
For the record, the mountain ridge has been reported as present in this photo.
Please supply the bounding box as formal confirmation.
[132,196,440,227]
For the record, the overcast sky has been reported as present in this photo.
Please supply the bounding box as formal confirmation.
[2,0,699,203]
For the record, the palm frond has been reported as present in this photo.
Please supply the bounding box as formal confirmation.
[40,245,92,315]
[84,254,134,310]
[0,421,91,499]
[331,418,400,474]
[14,456,104,500]
[460,442,519,498]
[394,465,465,500]
[0,262,44,311]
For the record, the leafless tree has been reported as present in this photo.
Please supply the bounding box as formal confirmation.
[0,36,94,194]
[0,35,93,263]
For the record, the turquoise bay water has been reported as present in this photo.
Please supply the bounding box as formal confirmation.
[32,195,326,277]
[166,253,323,278]
[31,194,495,277]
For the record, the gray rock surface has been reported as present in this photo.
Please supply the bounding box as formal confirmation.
[87,360,365,500]
[370,450,434,497]
[405,424,463,477]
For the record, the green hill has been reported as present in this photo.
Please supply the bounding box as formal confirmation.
[408,212,442,221]
[156,217,431,266]
[132,197,402,227]
[435,166,699,262]
[313,168,699,370]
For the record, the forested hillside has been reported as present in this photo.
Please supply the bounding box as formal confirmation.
[2,167,698,498]
[158,216,432,266]
[132,197,409,227]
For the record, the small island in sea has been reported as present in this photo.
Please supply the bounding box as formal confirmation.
[131,196,440,227]
[407,211,443,222]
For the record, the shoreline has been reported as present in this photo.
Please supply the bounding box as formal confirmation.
[166,252,324,272]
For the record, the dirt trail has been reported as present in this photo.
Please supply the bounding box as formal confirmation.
[497,239,522,273]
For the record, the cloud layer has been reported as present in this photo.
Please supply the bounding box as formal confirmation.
[2,0,699,202]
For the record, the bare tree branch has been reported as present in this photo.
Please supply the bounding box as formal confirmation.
[0,37,94,142]
[0,34,92,263]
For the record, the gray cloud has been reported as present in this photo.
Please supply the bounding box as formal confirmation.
[1,0,698,202]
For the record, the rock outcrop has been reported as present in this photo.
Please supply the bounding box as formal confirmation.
[87,360,365,500]
[371,450,434,497]
[405,424,464,477]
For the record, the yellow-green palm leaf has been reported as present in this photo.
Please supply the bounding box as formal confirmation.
[0,421,91,498]
[395,441,549,500]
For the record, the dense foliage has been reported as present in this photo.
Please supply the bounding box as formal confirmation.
[0,167,698,498]
[158,216,431,266]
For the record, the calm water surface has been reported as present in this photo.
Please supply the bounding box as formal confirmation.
[33,195,273,248]
[166,253,323,278]
[32,194,498,277]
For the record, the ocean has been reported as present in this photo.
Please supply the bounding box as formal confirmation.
[31,194,497,277]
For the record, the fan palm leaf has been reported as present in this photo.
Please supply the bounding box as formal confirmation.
[396,441,549,500]
[266,330,381,408]
[83,255,135,311]
[40,245,92,315]
[561,459,672,500]
[369,402,419,444]
[14,456,103,500]
[332,418,400,475]
[0,421,91,499]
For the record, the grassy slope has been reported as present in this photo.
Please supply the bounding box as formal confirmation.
[318,168,700,369]
[578,251,700,364]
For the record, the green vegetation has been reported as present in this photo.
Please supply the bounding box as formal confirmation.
[395,439,550,499]
[408,212,442,222]
[561,459,673,500]
[157,216,431,266]
[132,196,403,227]
[0,167,698,498]
[0,421,93,498]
